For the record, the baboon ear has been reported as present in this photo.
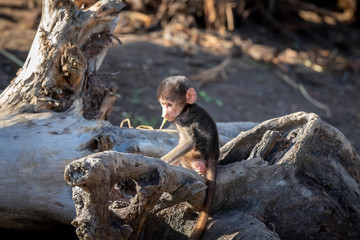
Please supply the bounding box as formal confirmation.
[186,88,197,104]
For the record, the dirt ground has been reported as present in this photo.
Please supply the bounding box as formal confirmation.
[0,1,360,238]
[1,4,359,153]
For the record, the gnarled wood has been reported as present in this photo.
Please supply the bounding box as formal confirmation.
[0,99,252,230]
[1,0,360,240]
[65,112,360,240]
[64,151,206,240]
[0,0,127,230]
[0,0,124,117]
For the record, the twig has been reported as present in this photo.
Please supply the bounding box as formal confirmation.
[298,83,331,117]
[204,0,216,30]
[225,1,234,31]
[190,58,230,88]
[275,70,331,117]
[0,49,24,67]
[151,0,168,28]
[136,125,154,130]
[120,118,133,128]
[120,118,154,130]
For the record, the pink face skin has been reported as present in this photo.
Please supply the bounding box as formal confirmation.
[158,88,197,122]
[159,99,184,122]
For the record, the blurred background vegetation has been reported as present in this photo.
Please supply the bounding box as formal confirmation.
[0,0,359,146]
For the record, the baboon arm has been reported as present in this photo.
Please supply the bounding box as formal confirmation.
[161,139,195,164]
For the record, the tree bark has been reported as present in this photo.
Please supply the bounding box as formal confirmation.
[0,0,123,117]
[0,0,128,229]
[0,100,252,230]
[65,112,360,240]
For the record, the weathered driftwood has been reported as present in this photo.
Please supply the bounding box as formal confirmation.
[65,112,360,240]
[64,152,206,240]
[0,95,252,229]
[1,1,360,240]
[0,0,124,116]
[0,0,126,229]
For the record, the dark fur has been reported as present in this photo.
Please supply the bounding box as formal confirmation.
[177,104,219,240]
[175,104,219,161]
[158,76,219,240]
[157,76,190,104]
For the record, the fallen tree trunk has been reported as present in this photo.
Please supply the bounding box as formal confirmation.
[64,111,360,240]
[0,98,252,229]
